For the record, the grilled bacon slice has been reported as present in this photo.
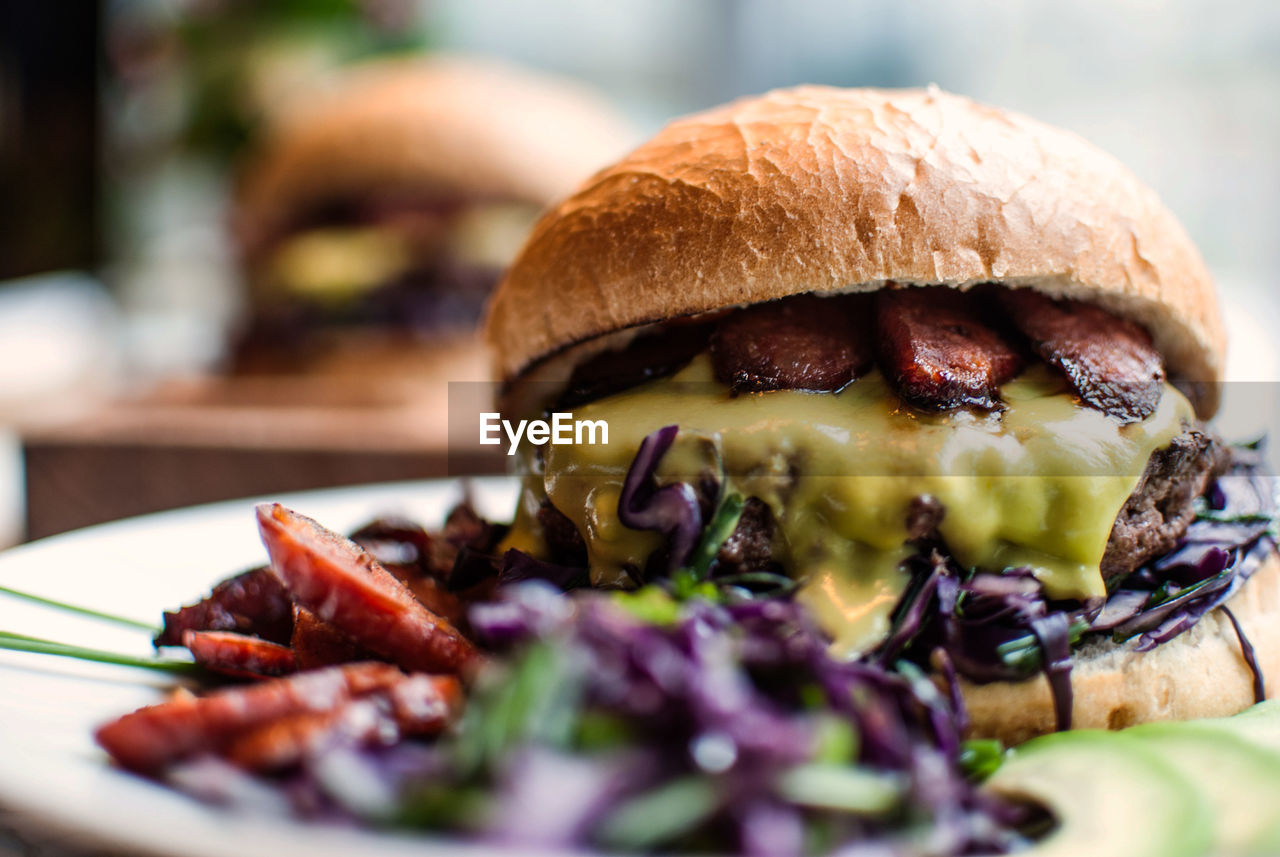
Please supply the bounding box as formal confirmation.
[95,662,404,773]
[997,289,1164,422]
[256,504,478,674]
[876,287,1023,412]
[562,320,715,407]
[711,294,874,393]
[155,567,293,648]
[182,630,297,679]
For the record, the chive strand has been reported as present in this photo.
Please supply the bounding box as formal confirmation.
[0,585,159,633]
[0,631,200,675]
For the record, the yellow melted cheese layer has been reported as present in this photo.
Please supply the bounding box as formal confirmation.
[504,355,1194,657]
[266,202,542,302]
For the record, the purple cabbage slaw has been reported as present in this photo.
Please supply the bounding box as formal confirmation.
[168,584,1025,856]
[617,424,704,571]
[874,446,1277,731]
[451,585,1021,856]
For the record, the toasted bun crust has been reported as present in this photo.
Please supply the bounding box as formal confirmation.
[236,56,634,253]
[486,85,1223,414]
[961,551,1280,746]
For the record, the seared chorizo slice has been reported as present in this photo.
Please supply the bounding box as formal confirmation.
[876,287,1023,411]
[711,294,874,393]
[225,707,364,771]
[399,576,466,627]
[182,630,297,679]
[224,674,461,771]
[95,662,403,773]
[256,504,478,674]
[348,519,467,624]
[291,606,374,670]
[155,567,293,647]
[381,673,464,737]
[997,288,1164,422]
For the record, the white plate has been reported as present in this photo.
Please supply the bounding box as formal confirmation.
[0,477,574,857]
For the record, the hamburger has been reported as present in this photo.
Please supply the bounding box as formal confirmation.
[482,85,1279,745]
[230,56,633,376]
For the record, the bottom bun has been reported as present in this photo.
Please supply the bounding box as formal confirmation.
[960,551,1280,746]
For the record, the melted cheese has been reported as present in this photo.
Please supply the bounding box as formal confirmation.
[267,203,541,301]
[504,355,1193,657]
[268,227,412,300]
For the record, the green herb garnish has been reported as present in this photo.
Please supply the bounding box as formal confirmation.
[611,586,682,625]
[682,493,746,581]
[958,738,1005,781]
[596,776,720,849]
[776,763,903,814]
[0,585,158,633]
[0,631,199,674]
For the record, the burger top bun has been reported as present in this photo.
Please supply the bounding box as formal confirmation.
[236,55,635,255]
[486,85,1224,416]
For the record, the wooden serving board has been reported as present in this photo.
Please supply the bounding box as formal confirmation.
[21,372,504,540]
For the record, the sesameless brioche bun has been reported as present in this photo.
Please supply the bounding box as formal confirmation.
[236,55,635,257]
[962,553,1280,746]
[485,85,1224,416]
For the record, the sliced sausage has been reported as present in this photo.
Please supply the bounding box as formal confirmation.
[225,674,460,771]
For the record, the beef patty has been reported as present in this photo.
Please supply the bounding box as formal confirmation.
[538,426,1222,587]
[1099,426,1227,585]
[706,425,1225,586]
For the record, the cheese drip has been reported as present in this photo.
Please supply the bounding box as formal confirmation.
[505,355,1193,657]
[265,202,541,301]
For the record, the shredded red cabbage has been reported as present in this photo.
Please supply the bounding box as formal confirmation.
[617,425,703,572]
[881,447,1276,725]
[1028,614,1073,731]
[457,584,1021,855]
[1222,605,1266,703]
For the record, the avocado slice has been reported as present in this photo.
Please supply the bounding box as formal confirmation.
[1127,724,1280,855]
[1185,699,1280,754]
[984,730,1212,857]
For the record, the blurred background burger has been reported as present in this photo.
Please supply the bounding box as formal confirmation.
[1,0,1278,544]
[229,56,633,380]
